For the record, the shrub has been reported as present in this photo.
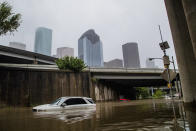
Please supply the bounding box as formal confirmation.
[153,89,165,99]
[136,87,150,99]
[56,56,86,72]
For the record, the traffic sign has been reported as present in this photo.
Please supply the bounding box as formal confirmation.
[161,69,177,82]
[159,41,170,50]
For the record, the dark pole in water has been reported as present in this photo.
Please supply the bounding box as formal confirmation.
[158,25,177,130]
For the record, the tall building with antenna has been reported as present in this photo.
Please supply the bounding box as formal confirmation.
[78,29,104,67]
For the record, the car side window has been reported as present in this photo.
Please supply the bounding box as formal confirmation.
[65,98,87,105]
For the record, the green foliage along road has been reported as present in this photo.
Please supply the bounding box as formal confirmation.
[136,87,150,99]
[153,89,166,99]
[56,56,86,72]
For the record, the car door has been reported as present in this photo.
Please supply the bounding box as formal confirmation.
[64,98,87,110]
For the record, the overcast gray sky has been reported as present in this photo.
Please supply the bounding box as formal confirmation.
[0,0,177,68]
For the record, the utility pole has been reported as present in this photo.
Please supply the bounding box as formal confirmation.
[158,25,177,128]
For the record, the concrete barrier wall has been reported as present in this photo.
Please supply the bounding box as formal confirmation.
[0,67,92,106]
[94,82,118,101]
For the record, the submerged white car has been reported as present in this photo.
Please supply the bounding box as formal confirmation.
[32,97,96,112]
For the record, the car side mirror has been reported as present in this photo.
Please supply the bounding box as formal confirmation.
[61,103,66,107]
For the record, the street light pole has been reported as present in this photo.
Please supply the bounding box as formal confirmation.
[158,25,177,126]
[158,25,172,94]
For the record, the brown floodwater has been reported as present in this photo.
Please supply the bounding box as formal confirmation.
[0,99,194,131]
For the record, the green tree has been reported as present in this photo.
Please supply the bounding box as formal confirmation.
[56,56,86,72]
[0,1,21,36]
[153,89,165,99]
[136,87,150,99]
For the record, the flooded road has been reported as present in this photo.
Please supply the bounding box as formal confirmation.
[0,99,195,131]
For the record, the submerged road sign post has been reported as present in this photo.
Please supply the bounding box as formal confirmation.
[158,25,177,125]
[161,69,177,83]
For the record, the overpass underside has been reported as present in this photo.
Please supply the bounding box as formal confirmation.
[94,79,167,101]
[0,45,56,65]
[91,71,168,87]
[91,71,170,101]
[99,79,167,87]
[0,55,40,64]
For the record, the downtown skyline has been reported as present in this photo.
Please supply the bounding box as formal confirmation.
[0,0,177,68]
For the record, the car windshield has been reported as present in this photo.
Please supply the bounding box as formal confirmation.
[50,98,62,105]
[87,99,94,104]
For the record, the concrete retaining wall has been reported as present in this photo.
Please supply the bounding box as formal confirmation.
[94,82,118,101]
[0,67,92,106]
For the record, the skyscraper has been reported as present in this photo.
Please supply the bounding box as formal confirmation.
[56,47,74,58]
[34,27,52,56]
[122,42,140,68]
[9,42,26,50]
[78,29,104,67]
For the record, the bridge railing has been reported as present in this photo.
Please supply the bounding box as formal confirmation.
[0,63,168,74]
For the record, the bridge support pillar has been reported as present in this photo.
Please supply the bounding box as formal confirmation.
[183,103,196,130]
[165,0,196,104]
[182,0,196,58]
[94,82,118,101]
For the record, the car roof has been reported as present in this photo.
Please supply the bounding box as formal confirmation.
[59,96,92,99]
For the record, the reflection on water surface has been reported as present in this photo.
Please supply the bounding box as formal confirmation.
[34,108,96,124]
[0,99,195,131]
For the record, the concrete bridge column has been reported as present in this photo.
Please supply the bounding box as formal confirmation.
[182,0,196,58]
[164,0,196,104]
[185,107,196,130]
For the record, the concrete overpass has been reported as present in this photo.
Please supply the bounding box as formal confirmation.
[88,67,176,100]
[0,64,179,101]
[0,45,57,65]
[89,67,168,87]
[0,64,178,87]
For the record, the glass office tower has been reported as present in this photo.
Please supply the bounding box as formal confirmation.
[78,29,104,67]
[34,27,52,56]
